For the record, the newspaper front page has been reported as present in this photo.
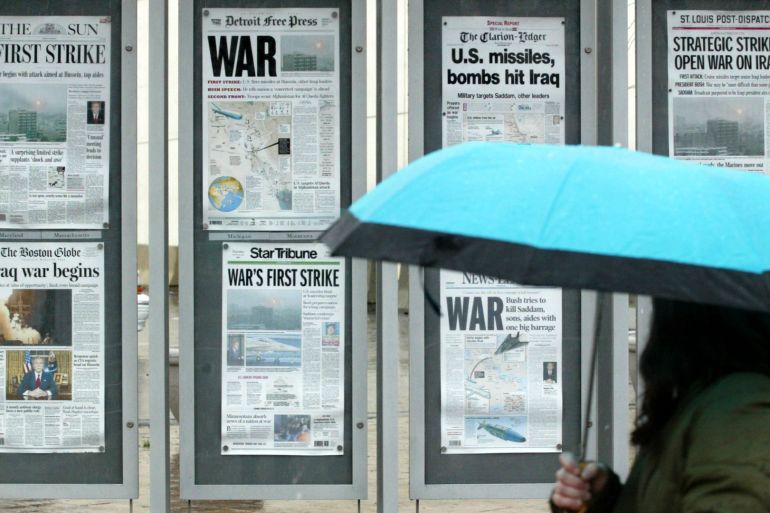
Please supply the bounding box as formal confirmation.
[442,16,565,147]
[439,16,565,455]
[221,242,345,455]
[0,16,111,228]
[202,8,341,231]
[668,11,770,175]
[440,271,562,454]
[0,242,104,453]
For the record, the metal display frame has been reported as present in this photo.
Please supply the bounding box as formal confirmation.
[595,0,630,480]
[148,0,171,511]
[406,0,630,500]
[0,0,139,500]
[177,0,368,500]
[376,0,400,511]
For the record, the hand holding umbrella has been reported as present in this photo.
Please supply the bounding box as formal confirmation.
[553,453,610,511]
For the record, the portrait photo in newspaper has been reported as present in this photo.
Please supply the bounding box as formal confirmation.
[6,349,72,401]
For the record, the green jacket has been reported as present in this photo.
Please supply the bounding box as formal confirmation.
[556,372,770,513]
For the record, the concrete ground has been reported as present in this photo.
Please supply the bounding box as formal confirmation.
[0,291,635,512]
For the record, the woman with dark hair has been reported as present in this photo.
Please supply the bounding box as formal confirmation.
[551,298,770,512]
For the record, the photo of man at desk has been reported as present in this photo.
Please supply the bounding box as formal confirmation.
[6,350,71,401]
[17,355,57,400]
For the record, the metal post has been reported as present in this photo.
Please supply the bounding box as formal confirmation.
[592,0,630,480]
[609,0,630,479]
[122,0,141,500]
[611,0,628,148]
[635,296,652,402]
[177,0,195,497]
[377,0,399,511]
[376,262,399,513]
[634,0,653,410]
[579,0,599,467]
[406,1,424,503]
[635,0,652,155]
[149,0,170,511]
[580,0,598,147]
[596,293,629,479]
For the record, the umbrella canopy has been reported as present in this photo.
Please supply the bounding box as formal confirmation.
[322,142,770,312]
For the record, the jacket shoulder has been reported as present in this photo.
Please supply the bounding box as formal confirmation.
[690,372,770,413]
[680,373,770,512]
[687,372,770,444]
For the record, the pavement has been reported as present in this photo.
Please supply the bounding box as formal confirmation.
[0,290,636,512]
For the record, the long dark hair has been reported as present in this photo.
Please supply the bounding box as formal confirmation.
[632,298,770,448]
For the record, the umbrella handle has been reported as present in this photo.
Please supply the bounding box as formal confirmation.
[558,462,592,513]
[560,293,604,513]
[558,500,590,512]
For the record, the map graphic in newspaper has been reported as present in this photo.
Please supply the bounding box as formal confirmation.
[461,104,560,144]
[208,176,244,213]
[504,113,547,143]
[207,101,293,213]
[465,334,528,416]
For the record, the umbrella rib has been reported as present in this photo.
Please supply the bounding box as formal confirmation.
[580,292,604,461]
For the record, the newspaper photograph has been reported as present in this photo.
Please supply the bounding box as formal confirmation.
[440,271,562,454]
[0,16,111,228]
[668,11,770,175]
[221,242,345,455]
[442,16,565,147]
[0,242,104,453]
[202,9,340,231]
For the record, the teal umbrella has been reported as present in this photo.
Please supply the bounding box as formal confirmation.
[322,142,770,312]
[323,142,770,506]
